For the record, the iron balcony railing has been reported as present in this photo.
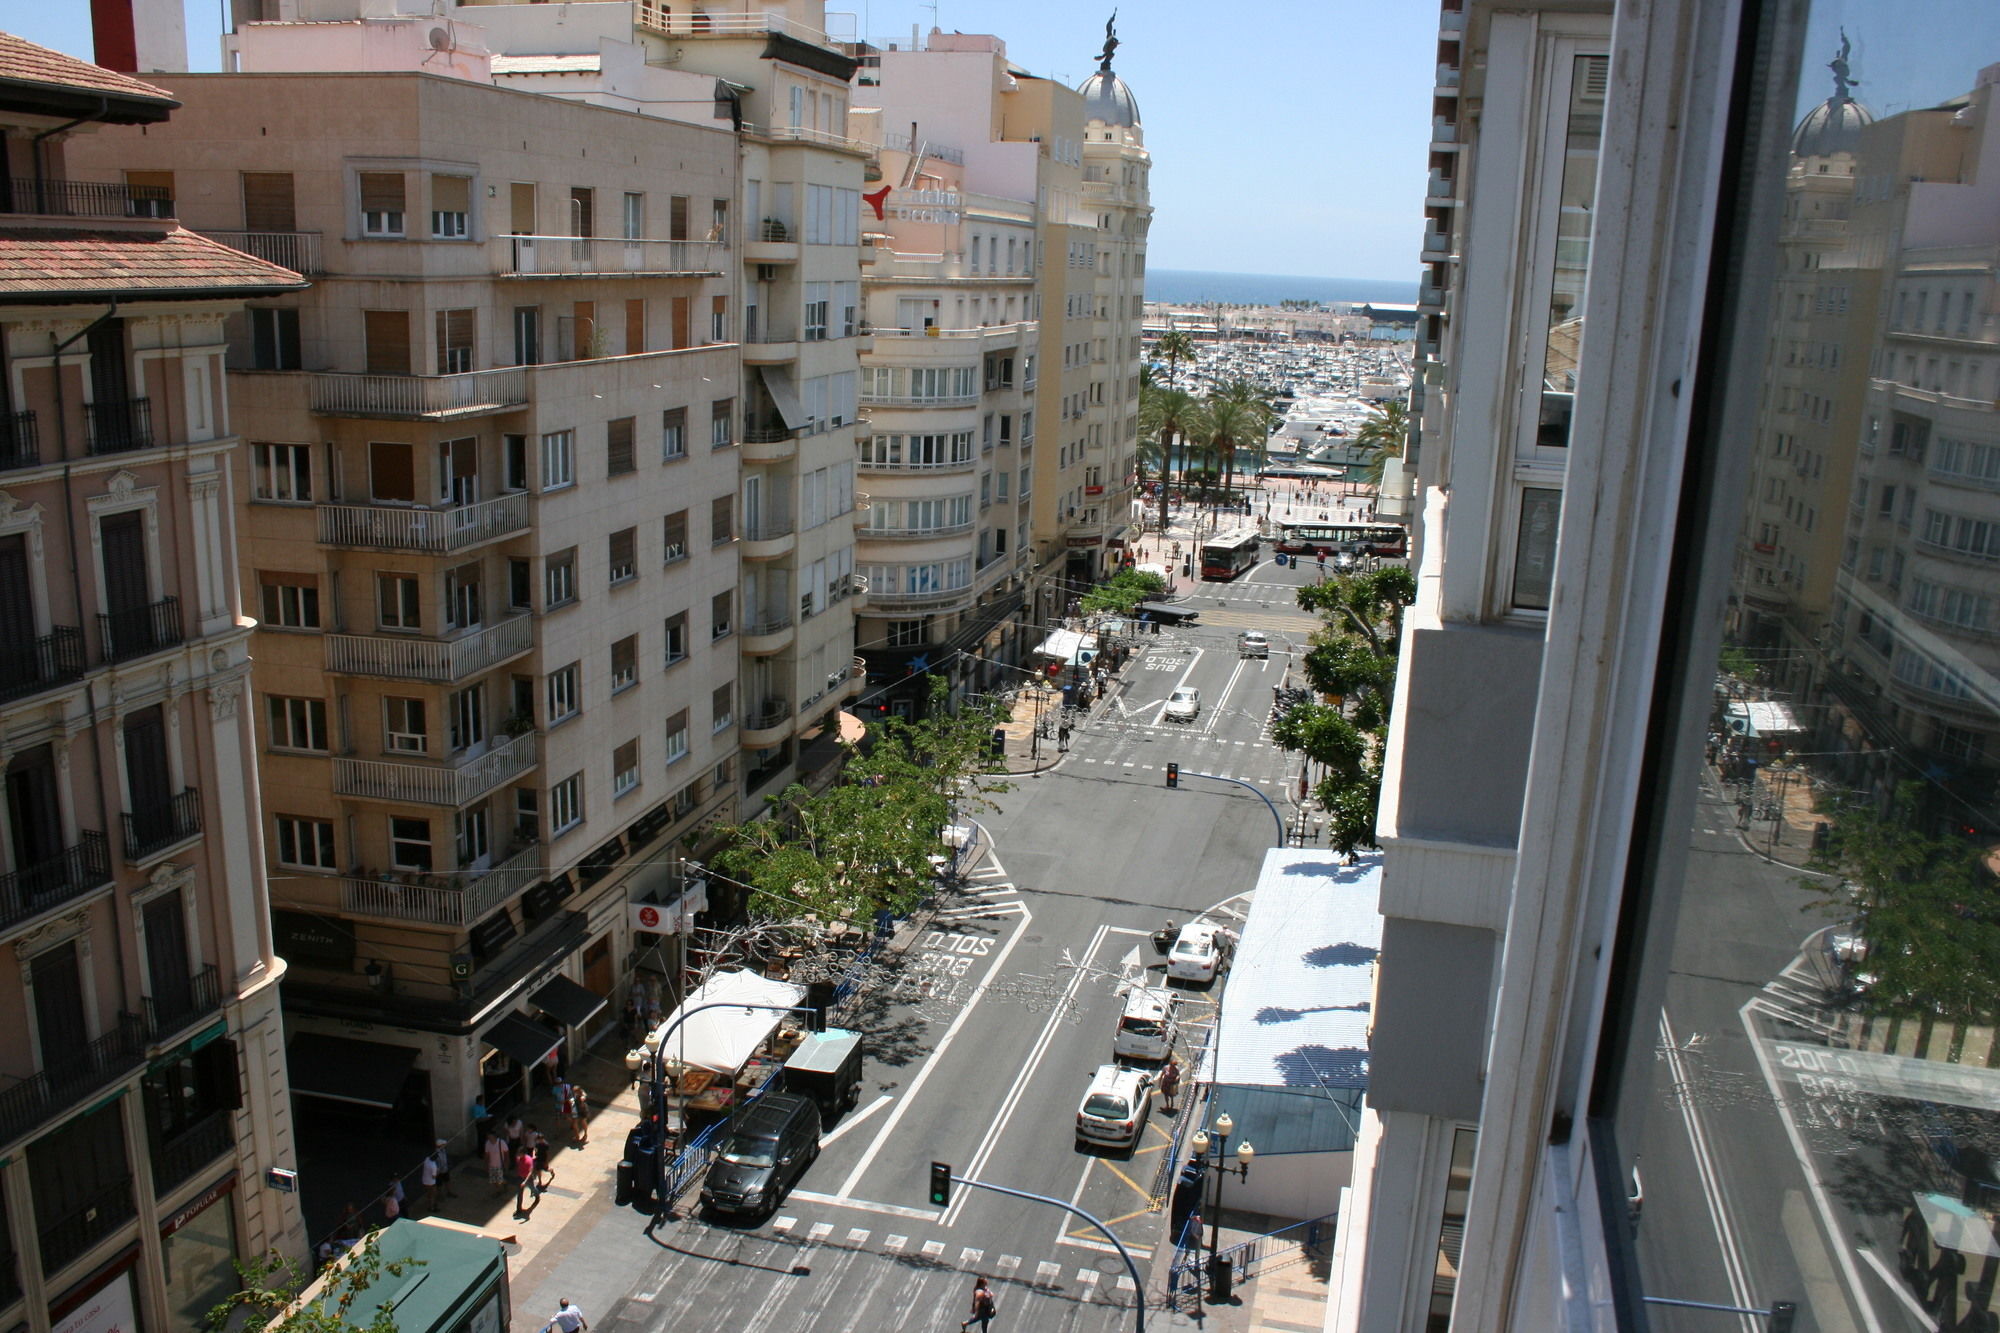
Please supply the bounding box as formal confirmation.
[323,614,533,683]
[743,513,796,542]
[504,235,726,278]
[0,410,38,471]
[863,521,975,539]
[309,368,527,419]
[123,787,202,861]
[0,830,110,933]
[149,1108,234,1195]
[741,422,801,444]
[98,595,182,664]
[39,1175,137,1277]
[331,731,537,807]
[84,396,153,455]
[196,229,324,274]
[746,698,792,731]
[315,493,530,553]
[143,963,222,1043]
[0,626,84,703]
[0,1011,145,1152]
[340,859,522,928]
[742,609,794,637]
[3,176,172,219]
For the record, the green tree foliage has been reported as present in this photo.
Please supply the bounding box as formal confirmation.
[1198,394,1261,501]
[1717,644,1761,684]
[1354,398,1409,488]
[1081,568,1168,616]
[1137,383,1205,533]
[712,683,1011,920]
[1154,329,1196,387]
[1805,782,2000,1025]
[1269,566,1417,855]
[208,1236,424,1332]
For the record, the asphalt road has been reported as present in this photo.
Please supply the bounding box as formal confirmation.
[548,558,1318,1332]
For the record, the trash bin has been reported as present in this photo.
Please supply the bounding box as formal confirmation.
[629,1142,658,1211]
[1208,1253,1234,1301]
[615,1159,634,1207]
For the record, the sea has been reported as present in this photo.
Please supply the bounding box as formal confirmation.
[1145,268,1416,308]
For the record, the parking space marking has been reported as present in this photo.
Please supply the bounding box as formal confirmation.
[1078,1269,1102,1301]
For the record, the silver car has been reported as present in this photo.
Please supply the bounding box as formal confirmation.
[1163,686,1201,722]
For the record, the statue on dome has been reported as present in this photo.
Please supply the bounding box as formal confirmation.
[1097,12,1119,73]
[1829,29,1859,102]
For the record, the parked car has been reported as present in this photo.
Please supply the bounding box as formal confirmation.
[1238,630,1270,658]
[699,1092,821,1217]
[1076,1063,1155,1148]
[1164,687,1201,722]
[1167,921,1233,984]
[1112,985,1180,1063]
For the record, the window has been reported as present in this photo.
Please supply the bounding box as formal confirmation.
[431,174,470,238]
[606,417,636,477]
[711,681,734,732]
[663,510,688,563]
[662,408,687,460]
[377,573,420,630]
[546,663,579,723]
[513,307,541,367]
[259,576,319,629]
[384,697,427,753]
[252,442,312,502]
[569,186,594,238]
[508,557,532,610]
[545,548,577,607]
[622,191,644,240]
[445,562,482,630]
[359,171,405,236]
[664,709,690,764]
[455,808,489,866]
[613,740,640,799]
[541,430,575,490]
[711,295,728,343]
[389,815,432,871]
[448,684,486,752]
[711,495,734,546]
[711,590,732,640]
[611,635,638,692]
[514,787,538,842]
[249,308,300,370]
[504,433,530,491]
[550,774,582,836]
[711,399,734,450]
[267,695,328,751]
[805,282,829,340]
[435,308,474,374]
[608,528,637,585]
[888,620,926,648]
[274,816,336,870]
[663,612,688,666]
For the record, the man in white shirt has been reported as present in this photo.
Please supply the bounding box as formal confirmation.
[547,1298,588,1332]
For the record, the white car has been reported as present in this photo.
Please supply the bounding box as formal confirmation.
[1167,921,1232,984]
[1163,687,1201,722]
[1112,985,1180,1063]
[1075,1063,1154,1147]
[1238,630,1270,659]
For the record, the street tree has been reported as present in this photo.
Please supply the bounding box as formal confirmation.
[1354,398,1409,489]
[208,1236,425,1332]
[1154,328,1196,387]
[1137,383,1204,533]
[1198,393,1262,505]
[1081,567,1167,616]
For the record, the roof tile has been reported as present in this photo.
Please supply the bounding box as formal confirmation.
[0,32,178,107]
[0,225,307,300]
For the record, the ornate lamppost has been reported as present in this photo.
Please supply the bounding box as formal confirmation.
[1191,1110,1255,1300]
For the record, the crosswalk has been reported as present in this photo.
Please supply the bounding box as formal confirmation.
[1066,724,1292,787]
[767,1216,1141,1302]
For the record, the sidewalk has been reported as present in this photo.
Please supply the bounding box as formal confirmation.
[1146,1207,1334,1332]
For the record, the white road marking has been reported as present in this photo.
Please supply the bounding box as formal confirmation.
[846,1227,870,1244]
[817,1095,893,1148]
[1856,1246,1931,1325]
[785,1190,939,1221]
[1077,1269,1102,1302]
[883,1234,907,1253]
[921,1239,947,1259]
[808,1222,834,1242]
[1660,1011,1765,1333]
[996,1254,1022,1277]
[959,1247,984,1270]
[1114,1275,1137,1294]
[935,901,1026,919]
[772,1216,797,1234]
[1035,1260,1063,1288]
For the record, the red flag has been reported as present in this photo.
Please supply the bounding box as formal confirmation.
[863,185,890,220]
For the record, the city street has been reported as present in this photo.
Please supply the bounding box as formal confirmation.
[513,555,1321,1331]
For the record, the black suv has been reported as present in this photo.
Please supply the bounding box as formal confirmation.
[699,1092,822,1217]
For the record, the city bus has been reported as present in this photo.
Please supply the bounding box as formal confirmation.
[1272,520,1408,559]
[1200,529,1262,580]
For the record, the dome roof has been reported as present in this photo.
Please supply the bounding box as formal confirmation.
[1078,68,1140,126]
[1792,94,1874,157]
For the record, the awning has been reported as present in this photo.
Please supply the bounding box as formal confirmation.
[758,366,806,429]
[647,969,803,1074]
[286,1034,418,1110]
[482,1013,563,1069]
[530,975,607,1029]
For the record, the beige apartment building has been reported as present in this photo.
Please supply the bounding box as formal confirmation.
[72,69,751,1134]
[0,35,307,1332]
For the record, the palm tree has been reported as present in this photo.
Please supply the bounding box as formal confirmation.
[1354,399,1410,491]
[1137,383,1204,534]
[1199,394,1259,513]
[1153,329,1196,388]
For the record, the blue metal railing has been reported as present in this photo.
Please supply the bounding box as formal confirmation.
[1166,1210,1206,1305]
[1213,1210,1337,1285]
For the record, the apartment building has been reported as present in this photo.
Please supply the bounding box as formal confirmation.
[0,34,307,1331]
[845,33,1046,714]
[70,70,749,1135]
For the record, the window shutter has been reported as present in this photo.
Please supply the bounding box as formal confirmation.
[359,172,405,212]
[432,174,470,214]
[364,309,411,375]
[607,418,635,475]
[510,182,536,235]
[241,172,296,231]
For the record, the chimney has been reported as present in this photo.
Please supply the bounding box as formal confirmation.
[91,0,189,74]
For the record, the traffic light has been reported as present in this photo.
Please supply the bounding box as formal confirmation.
[1166,763,1180,789]
[1766,1301,1797,1333]
[929,1162,952,1207]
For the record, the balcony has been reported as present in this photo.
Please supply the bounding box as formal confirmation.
[332,731,537,807]
[324,614,533,683]
[123,787,202,862]
[742,698,793,747]
[339,837,541,927]
[150,1108,234,1195]
[741,422,799,464]
[862,521,975,540]
[3,176,171,219]
[0,626,84,703]
[856,452,977,474]
[143,963,222,1044]
[741,513,797,560]
[0,831,111,934]
[502,235,725,279]
[859,390,981,409]
[1421,228,1452,261]
[98,596,182,665]
[741,325,799,364]
[0,410,38,471]
[316,493,530,553]
[40,1175,136,1278]
[740,610,795,654]
[197,229,323,274]
[633,0,844,51]
[310,368,527,420]
[867,583,975,613]
[84,396,153,455]
[0,1012,144,1152]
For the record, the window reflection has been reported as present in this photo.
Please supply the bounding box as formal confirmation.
[1535,54,1607,453]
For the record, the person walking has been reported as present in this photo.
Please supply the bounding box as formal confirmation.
[531,1124,553,1192]
[418,1149,440,1215]
[381,1175,404,1226]
[484,1128,508,1193]
[1159,1058,1182,1115]
[544,1297,589,1332]
[960,1275,998,1332]
[568,1084,590,1144]
[513,1142,538,1215]
[431,1139,456,1199]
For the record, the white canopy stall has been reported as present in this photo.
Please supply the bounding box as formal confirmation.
[646,969,804,1074]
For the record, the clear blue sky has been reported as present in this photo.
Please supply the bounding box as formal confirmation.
[6,1,1440,282]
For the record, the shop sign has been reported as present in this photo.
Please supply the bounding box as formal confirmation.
[1066,535,1102,548]
[51,1270,135,1333]
[272,910,354,966]
[161,1172,237,1238]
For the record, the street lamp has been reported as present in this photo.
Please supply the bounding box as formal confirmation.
[1190,1111,1255,1300]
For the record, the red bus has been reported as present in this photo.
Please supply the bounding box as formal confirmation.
[1200,530,1261,580]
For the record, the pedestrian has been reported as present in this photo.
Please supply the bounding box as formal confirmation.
[531,1124,553,1192]
[381,1175,404,1225]
[569,1084,590,1144]
[484,1128,508,1192]
[513,1143,538,1213]
[431,1138,455,1199]
[544,1298,589,1332]
[960,1275,998,1332]
[553,1077,574,1124]
[505,1113,524,1156]
[1159,1058,1182,1115]
[419,1149,440,1215]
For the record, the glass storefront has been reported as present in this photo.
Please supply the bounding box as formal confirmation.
[160,1187,237,1331]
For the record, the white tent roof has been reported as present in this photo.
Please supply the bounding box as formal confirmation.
[1724,700,1801,736]
[647,969,803,1074]
[1032,629,1098,664]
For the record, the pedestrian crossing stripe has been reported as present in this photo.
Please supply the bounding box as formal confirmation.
[921,1239,948,1259]
[1035,1260,1063,1287]
[884,1234,907,1253]
[959,1247,984,1270]
[773,1216,797,1234]
[847,1227,869,1244]
[996,1255,1021,1275]
[807,1222,834,1242]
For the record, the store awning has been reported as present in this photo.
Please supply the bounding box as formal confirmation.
[482,1013,563,1069]
[530,975,607,1029]
[758,365,806,429]
[286,1034,417,1110]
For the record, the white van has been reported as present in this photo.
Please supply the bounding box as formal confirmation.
[1112,986,1179,1062]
